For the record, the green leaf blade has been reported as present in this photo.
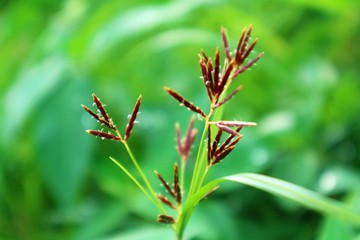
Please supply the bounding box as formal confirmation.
[223,173,360,227]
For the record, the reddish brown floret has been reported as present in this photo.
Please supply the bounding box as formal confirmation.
[124,95,142,141]
[157,214,175,224]
[157,194,177,210]
[164,87,207,118]
[173,163,181,204]
[155,170,176,198]
[92,93,110,122]
[176,117,197,162]
[86,130,121,141]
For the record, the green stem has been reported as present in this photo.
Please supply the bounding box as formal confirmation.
[109,157,156,205]
[187,119,209,200]
[123,141,166,213]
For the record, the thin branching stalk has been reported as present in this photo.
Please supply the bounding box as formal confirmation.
[187,117,210,199]
[122,142,166,213]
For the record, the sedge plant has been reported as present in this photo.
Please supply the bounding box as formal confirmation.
[82,25,360,239]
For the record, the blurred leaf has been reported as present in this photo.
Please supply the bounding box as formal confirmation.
[86,0,221,62]
[35,77,93,207]
[317,217,355,240]
[1,56,68,146]
[222,173,360,226]
[101,225,174,240]
[73,201,129,240]
[318,165,360,195]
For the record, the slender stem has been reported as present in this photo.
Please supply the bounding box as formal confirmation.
[123,141,166,213]
[187,119,209,200]
[109,157,156,206]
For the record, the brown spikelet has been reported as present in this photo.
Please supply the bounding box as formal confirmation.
[221,26,232,61]
[83,94,117,131]
[213,47,221,88]
[213,146,235,165]
[200,58,213,102]
[216,120,257,127]
[233,52,264,77]
[206,60,214,93]
[157,194,177,210]
[206,123,247,166]
[81,104,101,121]
[210,128,223,159]
[173,163,181,204]
[124,95,142,141]
[216,61,234,99]
[176,116,198,162]
[200,49,209,62]
[235,25,253,66]
[92,93,110,122]
[216,128,242,156]
[215,123,241,137]
[155,171,175,198]
[239,38,258,64]
[157,214,175,224]
[86,130,121,141]
[164,87,207,118]
[212,85,243,109]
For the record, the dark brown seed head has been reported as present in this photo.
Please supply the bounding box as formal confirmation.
[235,25,253,66]
[157,214,175,224]
[216,127,242,156]
[86,130,121,141]
[92,93,110,122]
[124,95,142,141]
[216,60,234,99]
[210,128,223,159]
[164,87,207,118]
[154,170,175,198]
[83,95,117,130]
[221,26,232,61]
[200,58,213,102]
[212,85,243,109]
[176,116,197,162]
[215,123,241,137]
[212,145,235,165]
[233,52,264,77]
[173,163,181,204]
[157,194,177,210]
[81,104,101,121]
[214,47,220,88]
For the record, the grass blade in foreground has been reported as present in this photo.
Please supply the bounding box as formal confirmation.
[178,173,360,238]
[223,173,360,225]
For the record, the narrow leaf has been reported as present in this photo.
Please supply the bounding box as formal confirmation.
[223,173,360,226]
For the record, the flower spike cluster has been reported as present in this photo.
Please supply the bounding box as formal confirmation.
[165,25,263,117]
[82,93,142,142]
[155,163,182,224]
[176,116,198,163]
[81,25,264,237]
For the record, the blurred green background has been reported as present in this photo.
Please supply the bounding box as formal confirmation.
[1,0,359,239]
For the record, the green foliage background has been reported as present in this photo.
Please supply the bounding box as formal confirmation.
[0,0,359,239]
